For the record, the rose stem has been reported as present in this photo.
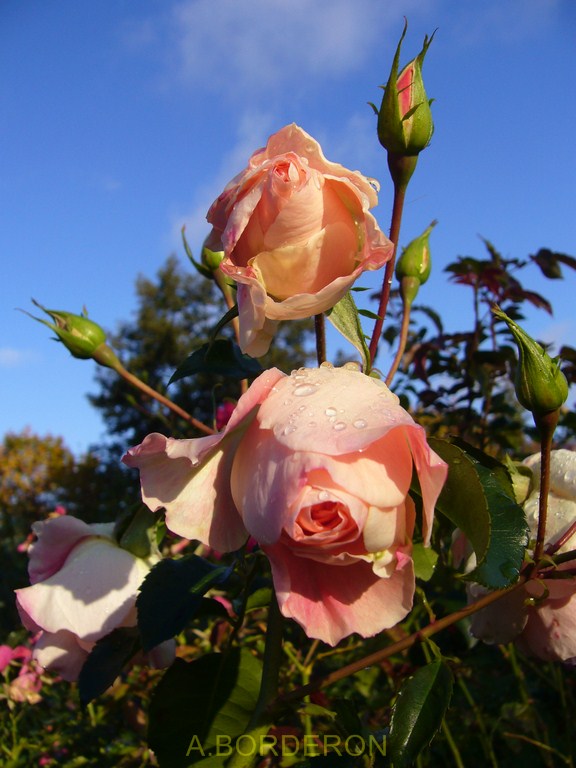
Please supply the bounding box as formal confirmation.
[385,296,412,385]
[277,575,529,705]
[247,593,285,729]
[533,410,559,562]
[368,157,415,366]
[314,313,327,365]
[114,364,214,435]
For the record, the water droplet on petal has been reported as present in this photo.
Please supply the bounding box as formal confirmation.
[318,490,330,502]
[325,407,337,417]
[283,425,297,435]
[353,419,367,429]
[320,361,333,369]
[333,421,346,431]
[294,384,318,397]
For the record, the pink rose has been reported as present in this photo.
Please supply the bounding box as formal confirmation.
[206,124,393,356]
[469,449,576,661]
[15,516,175,681]
[124,366,447,645]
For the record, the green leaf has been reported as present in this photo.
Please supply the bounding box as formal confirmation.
[148,649,262,767]
[326,292,371,371]
[78,627,140,706]
[169,338,262,384]
[388,660,453,768]
[412,543,438,581]
[428,438,529,588]
[182,226,213,279]
[137,555,232,652]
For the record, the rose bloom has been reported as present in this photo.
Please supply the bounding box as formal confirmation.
[470,449,576,661]
[124,365,447,645]
[15,516,175,681]
[206,124,393,357]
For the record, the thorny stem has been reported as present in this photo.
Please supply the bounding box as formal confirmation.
[368,179,407,365]
[533,410,560,562]
[115,364,214,435]
[278,575,530,705]
[314,314,326,366]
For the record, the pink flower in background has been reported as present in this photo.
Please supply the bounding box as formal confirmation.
[15,516,175,681]
[470,449,576,661]
[124,366,447,645]
[215,401,236,430]
[207,124,393,356]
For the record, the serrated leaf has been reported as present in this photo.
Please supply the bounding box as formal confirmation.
[428,438,528,588]
[388,660,453,768]
[412,543,438,581]
[169,338,262,385]
[78,627,140,706]
[137,556,232,652]
[326,291,371,371]
[148,649,262,767]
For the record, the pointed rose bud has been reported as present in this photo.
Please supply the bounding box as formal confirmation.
[492,307,568,416]
[24,299,121,370]
[395,220,437,305]
[376,22,435,160]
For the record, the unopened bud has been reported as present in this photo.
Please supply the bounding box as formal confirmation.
[25,300,121,370]
[375,22,435,161]
[493,306,568,416]
[395,220,436,304]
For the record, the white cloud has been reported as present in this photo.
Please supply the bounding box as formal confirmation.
[0,347,37,369]
[169,0,425,97]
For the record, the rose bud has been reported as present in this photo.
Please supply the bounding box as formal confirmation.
[492,307,568,416]
[395,220,437,305]
[376,22,435,160]
[25,299,121,370]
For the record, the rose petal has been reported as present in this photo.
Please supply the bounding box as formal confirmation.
[16,538,149,642]
[33,629,89,682]
[266,541,415,645]
[124,368,285,548]
[27,517,111,585]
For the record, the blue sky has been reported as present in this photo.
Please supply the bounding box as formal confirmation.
[1,0,575,455]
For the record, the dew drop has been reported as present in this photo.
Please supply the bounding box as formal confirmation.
[333,421,346,431]
[320,361,334,369]
[318,490,330,502]
[353,419,367,429]
[294,384,318,397]
[283,425,297,435]
[325,407,337,417]
[343,361,361,371]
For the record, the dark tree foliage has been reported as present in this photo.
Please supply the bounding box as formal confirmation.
[379,240,576,455]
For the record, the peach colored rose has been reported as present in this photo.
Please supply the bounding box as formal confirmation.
[124,366,447,646]
[469,449,576,661]
[15,516,175,681]
[206,124,393,356]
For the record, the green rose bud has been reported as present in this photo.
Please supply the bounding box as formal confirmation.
[395,220,437,305]
[25,299,121,369]
[493,306,569,416]
[376,22,435,159]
